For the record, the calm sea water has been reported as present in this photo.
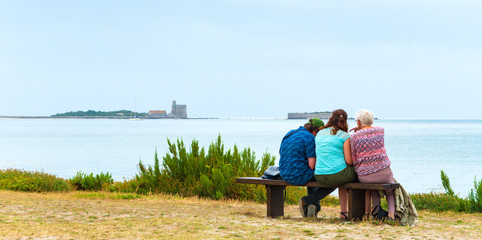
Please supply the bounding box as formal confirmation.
[1,118,481,197]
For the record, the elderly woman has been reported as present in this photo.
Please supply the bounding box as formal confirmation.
[314,109,358,220]
[350,109,395,220]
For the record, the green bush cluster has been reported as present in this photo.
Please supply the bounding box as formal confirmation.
[134,135,274,202]
[411,193,467,212]
[0,169,71,192]
[411,170,482,213]
[69,171,114,191]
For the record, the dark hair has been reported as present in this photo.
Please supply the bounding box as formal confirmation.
[304,121,319,134]
[320,109,348,135]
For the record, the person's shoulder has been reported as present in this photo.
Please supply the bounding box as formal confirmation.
[295,127,310,135]
[319,127,330,132]
[317,127,331,135]
[339,130,350,140]
[290,127,311,137]
[350,130,361,137]
[372,126,385,133]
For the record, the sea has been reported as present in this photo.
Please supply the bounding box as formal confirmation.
[1,118,481,197]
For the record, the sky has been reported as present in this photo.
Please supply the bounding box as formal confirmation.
[1,0,481,119]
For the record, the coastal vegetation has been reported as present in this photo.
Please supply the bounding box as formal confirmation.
[411,170,482,213]
[0,136,480,213]
[70,171,114,191]
[0,169,71,192]
[51,110,147,118]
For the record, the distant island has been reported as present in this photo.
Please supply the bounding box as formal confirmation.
[51,100,187,119]
[51,110,147,119]
[288,111,332,119]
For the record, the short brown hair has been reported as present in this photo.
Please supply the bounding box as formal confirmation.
[304,122,319,134]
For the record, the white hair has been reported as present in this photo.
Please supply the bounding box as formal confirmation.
[355,109,374,127]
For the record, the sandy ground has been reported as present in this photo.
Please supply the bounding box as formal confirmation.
[0,190,481,239]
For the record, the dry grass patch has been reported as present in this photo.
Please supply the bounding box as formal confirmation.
[0,190,481,239]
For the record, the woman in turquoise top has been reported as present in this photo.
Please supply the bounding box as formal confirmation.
[314,109,358,220]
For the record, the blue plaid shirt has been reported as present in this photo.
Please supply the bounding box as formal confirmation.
[279,126,316,185]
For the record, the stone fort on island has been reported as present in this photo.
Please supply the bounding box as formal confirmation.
[288,112,331,119]
[147,100,187,119]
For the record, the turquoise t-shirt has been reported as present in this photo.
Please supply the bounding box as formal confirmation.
[314,127,350,175]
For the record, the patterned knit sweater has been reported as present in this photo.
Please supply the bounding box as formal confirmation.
[350,126,391,176]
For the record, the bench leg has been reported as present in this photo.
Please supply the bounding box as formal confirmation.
[347,189,365,221]
[266,185,284,218]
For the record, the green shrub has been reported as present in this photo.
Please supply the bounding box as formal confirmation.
[135,135,275,201]
[0,169,71,192]
[441,170,454,197]
[70,171,113,191]
[411,193,466,212]
[468,177,482,212]
[107,178,140,193]
[135,150,166,195]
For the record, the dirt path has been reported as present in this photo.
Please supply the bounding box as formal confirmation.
[0,191,481,239]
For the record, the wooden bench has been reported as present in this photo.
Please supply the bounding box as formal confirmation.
[236,177,400,220]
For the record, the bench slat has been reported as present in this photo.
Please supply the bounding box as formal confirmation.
[236,177,399,190]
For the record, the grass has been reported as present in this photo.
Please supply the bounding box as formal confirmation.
[0,190,481,239]
[75,192,142,200]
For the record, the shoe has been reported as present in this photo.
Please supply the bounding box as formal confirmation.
[371,205,389,221]
[298,199,307,218]
[307,205,317,218]
[378,208,388,221]
[314,203,321,217]
[340,211,349,220]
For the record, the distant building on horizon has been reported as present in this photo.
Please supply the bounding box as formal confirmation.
[147,110,168,118]
[170,100,187,119]
[288,112,331,119]
[147,100,187,119]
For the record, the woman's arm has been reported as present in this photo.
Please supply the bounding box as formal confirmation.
[343,139,353,165]
[350,137,357,166]
[308,157,316,170]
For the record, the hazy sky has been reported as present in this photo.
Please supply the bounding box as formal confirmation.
[1,0,481,119]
